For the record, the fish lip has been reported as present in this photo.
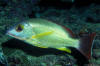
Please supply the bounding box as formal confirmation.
[7,32,25,40]
[7,32,19,39]
[7,32,16,37]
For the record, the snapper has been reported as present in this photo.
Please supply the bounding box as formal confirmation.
[7,18,96,60]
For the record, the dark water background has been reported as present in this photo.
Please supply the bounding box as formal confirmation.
[0,0,100,66]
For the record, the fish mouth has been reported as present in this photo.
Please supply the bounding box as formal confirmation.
[7,32,17,37]
[7,32,25,40]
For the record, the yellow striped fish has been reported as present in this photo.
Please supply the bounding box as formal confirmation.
[7,18,96,60]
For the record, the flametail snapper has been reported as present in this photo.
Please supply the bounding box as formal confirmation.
[7,18,96,60]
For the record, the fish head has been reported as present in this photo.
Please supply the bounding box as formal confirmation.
[7,22,34,40]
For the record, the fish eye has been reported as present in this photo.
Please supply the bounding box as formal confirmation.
[15,24,24,32]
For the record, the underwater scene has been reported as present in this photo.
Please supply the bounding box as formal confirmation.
[0,0,100,66]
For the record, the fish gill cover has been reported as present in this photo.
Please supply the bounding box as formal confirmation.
[0,0,100,66]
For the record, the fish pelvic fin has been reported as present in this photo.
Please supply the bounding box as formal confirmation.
[77,32,96,60]
[57,47,71,53]
[37,46,48,48]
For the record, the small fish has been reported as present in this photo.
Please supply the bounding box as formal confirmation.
[7,18,96,60]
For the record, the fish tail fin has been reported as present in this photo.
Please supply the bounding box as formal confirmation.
[77,32,96,60]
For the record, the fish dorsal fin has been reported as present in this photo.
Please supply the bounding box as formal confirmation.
[45,19,75,38]
[63,26,75,38]
[57,47,71,53]
[78,32,96,60]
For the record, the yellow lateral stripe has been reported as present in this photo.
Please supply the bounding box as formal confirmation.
[32,31,54,38]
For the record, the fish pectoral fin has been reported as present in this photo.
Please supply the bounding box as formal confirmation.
[57,47,71,53]
[32,31,54,39]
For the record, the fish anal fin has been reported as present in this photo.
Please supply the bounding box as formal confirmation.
[57,47,71,53]
[78,32,96,60]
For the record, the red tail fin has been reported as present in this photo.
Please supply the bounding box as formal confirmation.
[78,32,96,60]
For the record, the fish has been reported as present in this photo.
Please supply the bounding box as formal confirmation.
[7,18,96,60]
